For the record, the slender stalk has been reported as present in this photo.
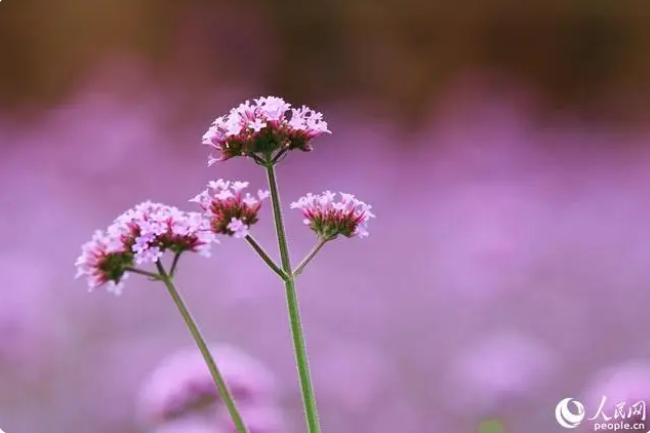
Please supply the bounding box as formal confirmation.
[250,153,267,165]
[155,261,249,433]
[271,148,288,164]
[124,267,161,280]
[244,235,288,280]
[265,164,322,433]
[293,239,329,278]
[169,252,182,277]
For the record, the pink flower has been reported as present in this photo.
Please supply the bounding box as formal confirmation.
[447,331,558,416]
[227,218,249,239]
[202,96,330,163]
[290,191,375,240]
[75,201,215,293]
[190,179,269,238]
[581,360,650,430]
[137,345,278,427]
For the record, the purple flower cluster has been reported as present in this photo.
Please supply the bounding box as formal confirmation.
[138,345,283,433]
[75,96,373,295]
[202,96,330,163]
[291,191,375,239]
[75,201,215,294]
[190,180,269,239]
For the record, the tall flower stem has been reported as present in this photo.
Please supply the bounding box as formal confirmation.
[155,261,250,433]
[265,164,322,433]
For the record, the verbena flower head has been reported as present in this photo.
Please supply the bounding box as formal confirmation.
[448,331,558,416]
[137,345,277,427]
[290,191,375,240]
[191,179,269,238]
[75,202,215,294]
[202,96,330,163]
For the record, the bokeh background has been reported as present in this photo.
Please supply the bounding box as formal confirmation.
[1,1,650,432]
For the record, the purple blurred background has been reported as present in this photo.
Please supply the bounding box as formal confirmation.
[2,1,650,432]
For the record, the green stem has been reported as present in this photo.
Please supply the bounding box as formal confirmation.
[250,153,267,165]
[155,261,249,433]
[124,267,161,280]
[169,252,182,277]
[293,239,329,278]
[265,164,322,433]
[244,235,288,280]
[271,148,288,164]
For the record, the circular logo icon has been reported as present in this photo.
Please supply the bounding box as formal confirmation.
[555,398,586,429]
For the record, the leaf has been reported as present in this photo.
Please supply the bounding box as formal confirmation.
[477,418,505,433]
